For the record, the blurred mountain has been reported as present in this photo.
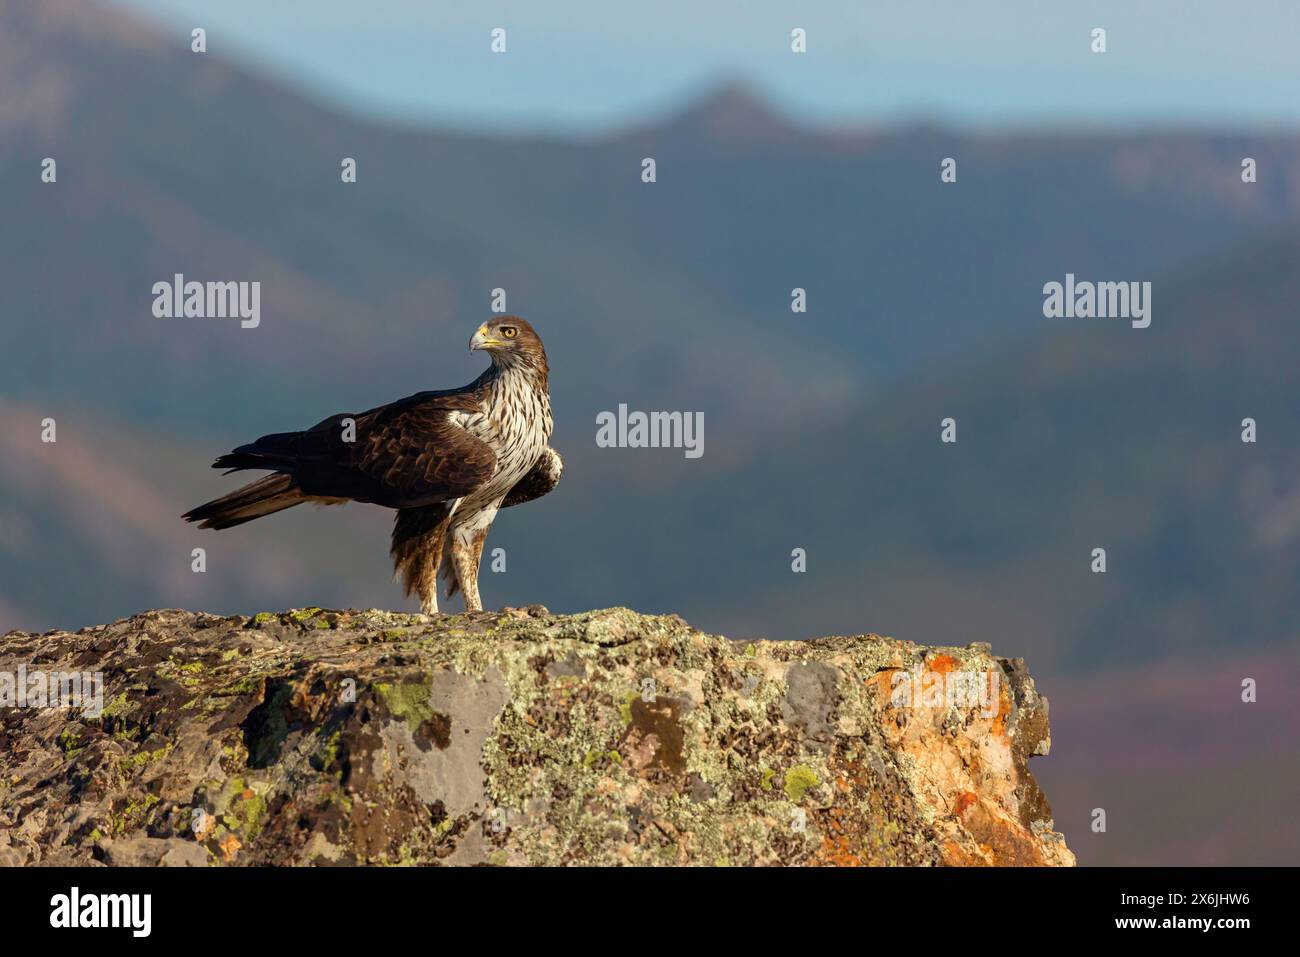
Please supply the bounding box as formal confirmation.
[4,0,1299,439]
[1,0,1298,685]
[567,226,1300,676]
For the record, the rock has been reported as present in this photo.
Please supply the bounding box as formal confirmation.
[0,606,1074,866]
[102,836,208,867]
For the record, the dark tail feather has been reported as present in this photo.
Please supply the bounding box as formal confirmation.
[213,452,268,474]
[210,430,304,474]
[183,473,305,530]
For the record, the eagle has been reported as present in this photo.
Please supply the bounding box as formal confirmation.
[182,317,560,614]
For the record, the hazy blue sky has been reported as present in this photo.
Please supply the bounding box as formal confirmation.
[112,0,1300,132]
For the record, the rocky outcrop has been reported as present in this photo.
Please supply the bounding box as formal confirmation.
[0,607,1073,866]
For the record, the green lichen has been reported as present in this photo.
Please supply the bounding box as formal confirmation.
[374,681,434,730]
[118,743,173,772]
[173,660,205,688]
[619,691,638,726]
[214,676,261,696]
[100,693,131,718]
[583,748,621,769]
[286,607,332,629]
[318,730,343,772]
[110,793,160,835]
[228,791,267,841]
[58,727,83,756]
[784,765,820,803]
[217,776,269,842]
[760,767,776,792]
[287,607,334,629]
[253,612,276,624]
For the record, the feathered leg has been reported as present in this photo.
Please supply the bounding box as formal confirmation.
[391,504,453,615]
[450,526,489,612]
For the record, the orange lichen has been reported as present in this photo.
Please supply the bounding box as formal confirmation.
[866,669,899,701]
[927,654,959,675]
[942,838,985,866]
[817,833,862,867]
[953,791,979,818]
[990,679,1013,737]
[814,807,863,867]
[217,833,241,862]
[960,801,1045,866]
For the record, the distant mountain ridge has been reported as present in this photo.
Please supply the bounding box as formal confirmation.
[1,0,1298,673]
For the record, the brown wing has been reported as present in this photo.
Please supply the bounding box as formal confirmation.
[217,388,497,509]
[348,401,496,507]
[502,446,562,508]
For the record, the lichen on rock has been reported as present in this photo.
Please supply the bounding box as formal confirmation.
[0,606,1073,866]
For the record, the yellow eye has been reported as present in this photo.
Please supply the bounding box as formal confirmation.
[501,327,517,339]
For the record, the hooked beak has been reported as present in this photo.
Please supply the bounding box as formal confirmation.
[469,324,504,352]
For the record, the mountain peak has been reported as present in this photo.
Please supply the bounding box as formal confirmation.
[659,80,795,141]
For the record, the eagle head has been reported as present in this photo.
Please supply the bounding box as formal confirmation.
[470,317,545,366]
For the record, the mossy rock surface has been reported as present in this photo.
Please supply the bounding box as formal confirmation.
[0,606,1073,866]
